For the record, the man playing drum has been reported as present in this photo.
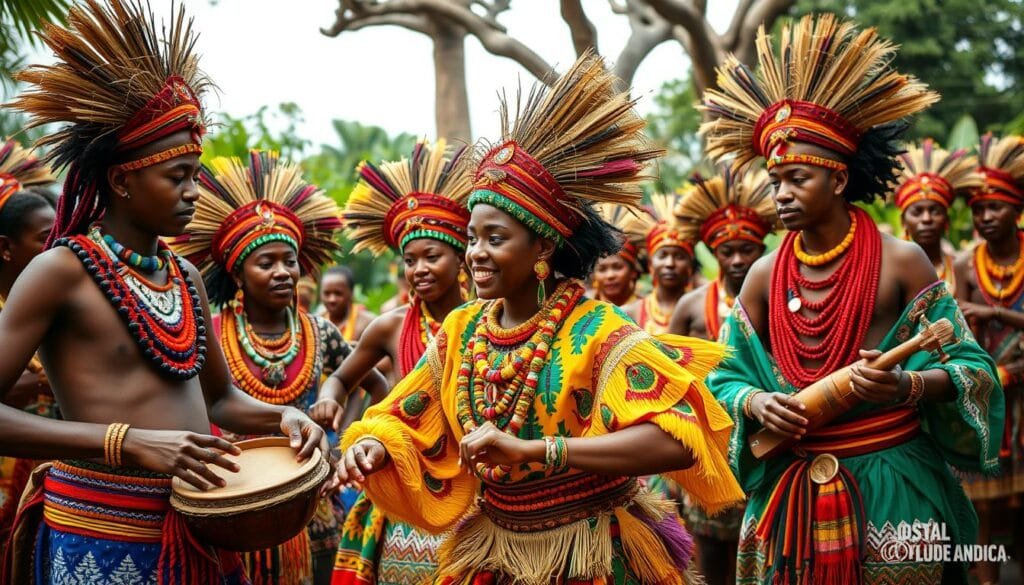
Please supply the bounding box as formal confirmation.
[0,1,327,583]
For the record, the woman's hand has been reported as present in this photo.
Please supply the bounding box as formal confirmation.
[458,422,543,468]
[122,429,241,491]
[959,301,996,323]
[339,439,388,484]
[750,392,808,439]
[849,349,907,404]
[308,398,345,433]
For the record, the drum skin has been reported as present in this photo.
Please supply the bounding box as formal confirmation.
[170,436,332,552]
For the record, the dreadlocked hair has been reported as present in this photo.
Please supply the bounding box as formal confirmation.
[8,0,211,247]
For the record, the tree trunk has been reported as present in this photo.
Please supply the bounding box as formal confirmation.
[433,25,472,143]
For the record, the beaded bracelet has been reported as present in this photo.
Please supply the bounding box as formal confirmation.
[743,390,764,419]
[543,436,569,471]
[104,423,130,468]
[903,371,925,406]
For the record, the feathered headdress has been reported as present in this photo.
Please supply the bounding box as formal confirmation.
[674,167,777,250]
[597,203,642,271]
[171,151,342,306]
[700,14,938,202]
[467,49,663,244]
[971,133,1024,207]
[0,139,56,212]
[7,0,210,244]
[620,193,694,259]
[891,139,981,211]
[343,140,472,255]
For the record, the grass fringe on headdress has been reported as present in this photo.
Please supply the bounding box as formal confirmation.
[7,0,212,242]
[344,139,472,255]
[891,139,982,202]
[978,134,1024,185]
[0,139,55,188]
[700,13,938,202]
[620,193,682,250]
[673,167,776,244]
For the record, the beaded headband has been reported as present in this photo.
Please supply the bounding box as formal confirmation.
[675,167,777,250]
[8,0,211,245]
[172,151,342,285]
[892,139,981,211]
[700,14,937,173]
[466,50,662,243]
[971,134,1024,207]
[0,139,56,215]
[344,140,472,255]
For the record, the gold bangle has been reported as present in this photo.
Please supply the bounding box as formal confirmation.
[903,372,925,406]
[743,390,764,419]
[104,423,130,467]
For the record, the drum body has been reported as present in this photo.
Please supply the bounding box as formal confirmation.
[170,436,331,551]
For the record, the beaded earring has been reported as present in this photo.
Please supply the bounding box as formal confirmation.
[534,259,550,306]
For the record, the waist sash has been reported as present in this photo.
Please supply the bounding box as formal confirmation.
[755,407,920,584]
[480,473,639,532]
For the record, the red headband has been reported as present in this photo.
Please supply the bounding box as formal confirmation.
[212,200,306,272]
[472,141,580,238]
[895,172,954,210]
[755,101,857,171]
[971,167,1024,207]
[115,77,206,173]
[646,221,693,258]
[700,204,773,249]
[384,192,470,251]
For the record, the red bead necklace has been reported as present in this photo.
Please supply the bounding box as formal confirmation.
[769,206,881,387]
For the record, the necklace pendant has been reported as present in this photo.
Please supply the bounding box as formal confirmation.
[787,295,802,313]
[262,362,286,387]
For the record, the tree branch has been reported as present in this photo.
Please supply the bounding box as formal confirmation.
[613,0,672,88]
[560,0,599,56]
[321,0,557,82]
[722,0,754,49]
[732,0,794,64]
[645,0,722,92]
[321,12,433,36]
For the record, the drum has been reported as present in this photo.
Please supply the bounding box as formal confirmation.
[170,436,331,551]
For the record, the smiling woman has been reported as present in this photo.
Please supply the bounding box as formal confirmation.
[171,151,349,584]
[338,51,744,585]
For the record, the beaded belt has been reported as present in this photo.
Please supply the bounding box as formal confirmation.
[480,473,639,532]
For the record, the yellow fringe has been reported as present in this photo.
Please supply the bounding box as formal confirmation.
[437,491,693,585]
[342,416,476,533]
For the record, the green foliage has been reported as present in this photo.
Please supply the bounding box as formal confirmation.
[1,0,69,94]
[946,114,980,151]
[201,103,310,162]
[795,0,1024,139]
[645,78,703,192]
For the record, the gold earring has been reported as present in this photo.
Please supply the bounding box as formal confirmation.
[534,259,550,305]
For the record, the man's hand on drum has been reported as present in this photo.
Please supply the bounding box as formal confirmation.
[308,398,344,433]
[123,429,241,491]
[459,422,535,468]
[340,439,388,485]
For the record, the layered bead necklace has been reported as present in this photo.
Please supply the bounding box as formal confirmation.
[455,280,582,482]
[769,206,880,388]
[220,301,318,405]
[974,231,1024,306]
[57,226,206,379]
[641,290,671,332]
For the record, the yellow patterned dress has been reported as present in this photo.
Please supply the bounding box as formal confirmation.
[341,283,744,584]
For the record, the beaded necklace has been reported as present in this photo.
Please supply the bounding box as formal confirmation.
[101,232,167,273]
[793,210,857,266]
[769,206,880,388]
[640,290,671,332]
[232,302,302,386]
[221,305,318,404]
[455,280,581,482]
[57,229,206,380]
[974,231,1024,306]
